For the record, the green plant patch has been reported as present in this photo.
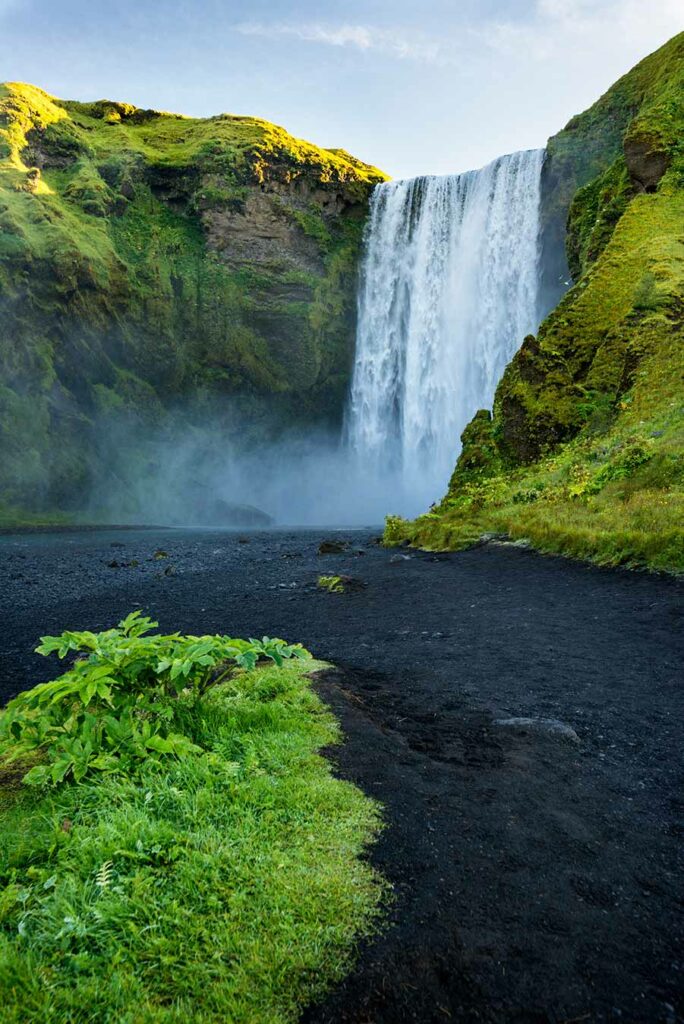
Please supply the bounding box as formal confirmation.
[0,617,385,1023]
[0,611,311,786]
[317,574,347,593]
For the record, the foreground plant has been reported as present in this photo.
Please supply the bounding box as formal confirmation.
[0,611,310,786]
[0,649,384,1023]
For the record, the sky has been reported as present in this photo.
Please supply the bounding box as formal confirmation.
[0,0,681,179]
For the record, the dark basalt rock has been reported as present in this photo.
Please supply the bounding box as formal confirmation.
[318,539,350,555]
[624,134,670,192]
[190,496,274,529]
[493,716,580,742]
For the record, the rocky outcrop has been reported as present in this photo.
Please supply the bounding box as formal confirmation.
[465,31,684,470]
[0,83,387,513]
[623,133,670,192]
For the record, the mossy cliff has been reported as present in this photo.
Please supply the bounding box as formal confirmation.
[386,33,684,572]
[0,83,386,515]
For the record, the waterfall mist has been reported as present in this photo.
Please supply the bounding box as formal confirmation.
[88,415,395,528]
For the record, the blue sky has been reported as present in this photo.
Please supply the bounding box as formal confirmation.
[0,0,681,178]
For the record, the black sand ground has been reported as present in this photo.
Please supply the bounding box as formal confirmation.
[1,527,682,1023]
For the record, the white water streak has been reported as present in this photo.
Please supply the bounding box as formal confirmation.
[347,149,544,515]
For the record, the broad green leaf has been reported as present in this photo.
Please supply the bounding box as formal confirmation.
[51,759,73,784]
[22,764,51,786]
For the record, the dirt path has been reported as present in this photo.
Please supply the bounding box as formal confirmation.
[1,528,682,1022]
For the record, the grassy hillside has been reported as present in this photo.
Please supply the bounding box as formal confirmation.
[0,83,386,516]
[386,33,684,573]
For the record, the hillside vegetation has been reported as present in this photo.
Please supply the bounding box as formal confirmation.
[387,33,684,573]
[0,83,386,516]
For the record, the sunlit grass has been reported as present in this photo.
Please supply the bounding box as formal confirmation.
[387,412,684,572]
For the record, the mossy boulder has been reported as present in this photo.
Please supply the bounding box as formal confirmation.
[450,409,501,484]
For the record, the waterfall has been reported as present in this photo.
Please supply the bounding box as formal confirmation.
[346,148,544,516]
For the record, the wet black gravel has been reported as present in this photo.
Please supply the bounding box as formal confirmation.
[1,527,683,1023]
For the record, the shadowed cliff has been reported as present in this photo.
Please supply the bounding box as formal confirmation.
[0,84,386,517]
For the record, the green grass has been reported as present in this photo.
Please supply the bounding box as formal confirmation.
[0,81,386,186]
[0,660,385,1023]
[0,505,75,529]
[386,411,684,572]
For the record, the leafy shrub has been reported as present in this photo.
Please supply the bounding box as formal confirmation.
[0,611,310,787]
[512,483,545,504]
[567,463,592,498]
[586,438,654,494]
[0,657,384,1023]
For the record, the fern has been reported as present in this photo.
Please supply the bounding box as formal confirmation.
[95,861,114,890]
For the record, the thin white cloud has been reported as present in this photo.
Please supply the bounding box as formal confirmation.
[234,22,444,63]
[235,2,682,73]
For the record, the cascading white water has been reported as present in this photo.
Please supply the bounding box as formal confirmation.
[347,148,544,516]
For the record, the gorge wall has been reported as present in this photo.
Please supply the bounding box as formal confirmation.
[467,29,683,469]
[0,83,385,518]
[388,31,684,571]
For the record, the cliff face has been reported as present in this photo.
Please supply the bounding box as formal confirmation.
[0,84,386,514]
[387,33,684,572]
[510,31,684,462]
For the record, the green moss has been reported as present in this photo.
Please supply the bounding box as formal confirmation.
[566,158,632,279]
[60,160,116,216]
[449,409,502,485]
